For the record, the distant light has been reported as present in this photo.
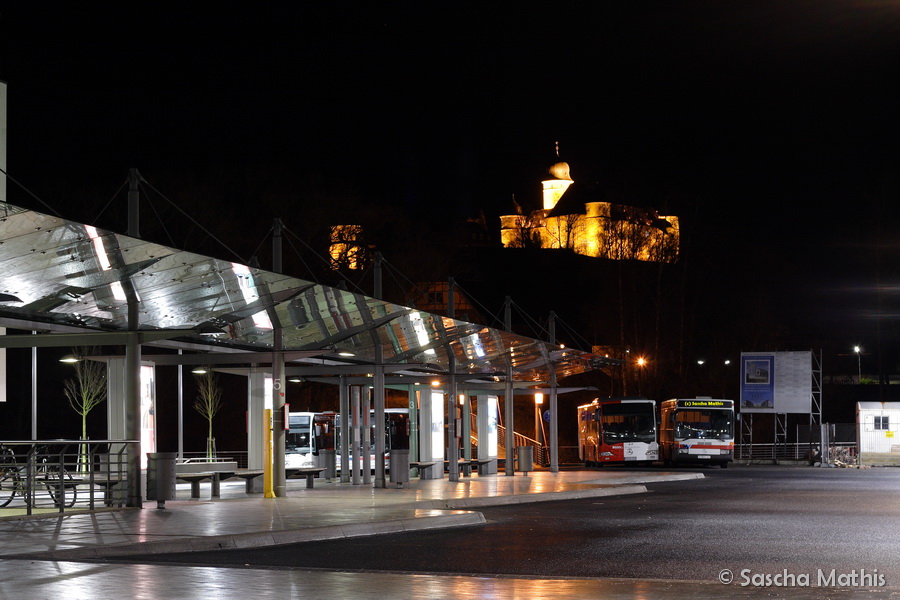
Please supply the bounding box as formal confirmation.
[192,367,208,374]
[854,346,861,354]
[697,359,705,366]
[431,380,441,387]
[637,357,647,367]
[59,354,80,364]
[724,359,731,366]
[458,394,466,406]
[535,393,544,405]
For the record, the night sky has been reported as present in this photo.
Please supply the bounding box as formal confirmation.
[2,2,900,359]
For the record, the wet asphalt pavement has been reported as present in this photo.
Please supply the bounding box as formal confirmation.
[121,465,900,584]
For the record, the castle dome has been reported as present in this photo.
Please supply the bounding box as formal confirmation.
[548,160,572,181]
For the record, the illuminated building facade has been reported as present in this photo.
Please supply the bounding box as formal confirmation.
[329,224,365,270]
[499,155,680,262]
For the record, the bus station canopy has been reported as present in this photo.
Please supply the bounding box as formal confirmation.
[0,202,618,382]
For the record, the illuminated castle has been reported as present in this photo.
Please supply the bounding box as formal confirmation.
[499,150,679,262]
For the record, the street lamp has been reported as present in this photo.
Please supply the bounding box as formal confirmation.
[636,357,647,395]
[854,346,861,383]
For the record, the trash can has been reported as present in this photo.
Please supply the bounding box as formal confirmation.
[389,449,410,485]
[146,452,177,508]
[318,450,336,480]
[516,446,533,475]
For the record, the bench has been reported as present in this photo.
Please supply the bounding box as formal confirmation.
[409,461,439,479]
[286,467,326,488]
[466,458,496,475]
[177,472,217,499]
[228,469,265,493]
[444,459,474,477]
[87,477,126,507]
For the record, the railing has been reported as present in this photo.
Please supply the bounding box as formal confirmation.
[468,413,547,466]
[736,442,857,463]
[0,440,133,516]
[180,451,249,468]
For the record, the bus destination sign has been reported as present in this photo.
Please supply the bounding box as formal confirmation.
[677,399,733,408]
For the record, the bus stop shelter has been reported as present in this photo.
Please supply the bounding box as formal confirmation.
[0,201,618,505]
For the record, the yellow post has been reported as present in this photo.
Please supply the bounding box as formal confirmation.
[263,408,275,498]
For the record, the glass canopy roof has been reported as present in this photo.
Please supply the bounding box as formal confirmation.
[0,202,617,382]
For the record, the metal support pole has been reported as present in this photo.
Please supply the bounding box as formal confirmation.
[374,252,383,299]
[273,219,283,273]
[31,334,37,440]
[271,221,286,496]
[408,384,419,466]
[504,364,514,476]
[550,372,559,473]
[362,392,371,485]
[504,296,512,331]
[272,332,286,497]
[177,350,183,461]
[351,385,361,485]
[125,307,142,507]
[374,345,386,488]
[448,365,459,482]
[548,312,559,473]
[447,278,459,482]
[462,392,471,461]
[339,377,350,483]
[127,168,140,238]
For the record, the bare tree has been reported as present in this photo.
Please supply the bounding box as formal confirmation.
[63,347,107,441]
[193,371,223,459]
[547,211,583,251]
[63,347,107,473]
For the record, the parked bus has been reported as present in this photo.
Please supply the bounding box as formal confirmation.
[578,398,658,466]
[286,411,335,468]
[287,409,410,472]
[659,398,735,468]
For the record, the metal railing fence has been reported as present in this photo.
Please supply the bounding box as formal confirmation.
[0,440,133,515]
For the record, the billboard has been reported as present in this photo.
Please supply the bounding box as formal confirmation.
[740,351,812,414]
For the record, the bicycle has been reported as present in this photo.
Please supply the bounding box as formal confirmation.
[0,445,78,508]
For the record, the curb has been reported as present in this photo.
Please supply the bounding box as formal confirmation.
[20,511,487,561]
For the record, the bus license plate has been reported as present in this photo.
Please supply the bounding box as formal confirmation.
[698,455,710,459]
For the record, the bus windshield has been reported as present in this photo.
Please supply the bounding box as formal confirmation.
[287,414,313,453]
[674,409,733,440]
[602,403,656,444]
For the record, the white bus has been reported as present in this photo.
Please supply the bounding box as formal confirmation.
[659,398,735,468]
[578,398,658,466]
[286,411,326,468]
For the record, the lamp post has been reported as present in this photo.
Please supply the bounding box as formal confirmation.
[854,346,861,383]
[636,357,646,395]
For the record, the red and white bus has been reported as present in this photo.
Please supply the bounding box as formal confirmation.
[578,398,658,466]
[659,398,734,468]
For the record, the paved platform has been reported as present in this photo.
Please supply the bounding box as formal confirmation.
[2,469,701,560]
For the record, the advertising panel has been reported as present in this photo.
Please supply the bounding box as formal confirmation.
[740,351,811,413]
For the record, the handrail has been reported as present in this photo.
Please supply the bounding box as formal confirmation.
[0,439,135,515]
[468,413,546,465]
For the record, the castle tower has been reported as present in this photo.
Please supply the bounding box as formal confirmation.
[541,142,573,211]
